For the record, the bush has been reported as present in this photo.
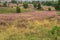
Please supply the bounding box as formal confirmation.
[46,2,52,6]
[32,1,42,10]
[11,0,17,3]
[53,1,60,10]
[23,1,28,9]
[54,0,60,10]
[32,1,37,8]
[3,2,7,7]
[50,26,60,40]
[16,6,21,13]
[51,26,60,36]
[37,3,42,10]
[54,4,60,10]
[48,8,51,11]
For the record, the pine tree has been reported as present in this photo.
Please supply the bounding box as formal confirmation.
[48,8,51,11]
[3,2,7,7]
[37,3,42,10]
[23,1,28,9]
[11,0,17,3]
[54,0,60,10]
[16,6,21,13]
[58,0,60,5]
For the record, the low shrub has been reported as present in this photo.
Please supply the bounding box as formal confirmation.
[11,0,17,3]
[16,6,21,13]
[23,1,28,9]
[3,2,7,7]
[37,3,42,10]
[50,26,60,40]
[32,1,37,8]
[48,8,51,11]
[54,0,60,10]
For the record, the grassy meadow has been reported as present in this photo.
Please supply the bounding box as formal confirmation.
[0,7,32,14]
[0,0,60,40]
[0,18,60,40]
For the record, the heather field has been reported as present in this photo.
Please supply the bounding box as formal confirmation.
[0,0,60,40]
[0,11,60,40]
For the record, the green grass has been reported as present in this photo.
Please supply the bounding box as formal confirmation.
[0,19,59,40]
[1,26,60,40]
[21,8,30,13]
[0,7,16,14]
[57,12,60,16]
[0,7,30,14]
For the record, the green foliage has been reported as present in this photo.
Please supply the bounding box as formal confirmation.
[48,8,51,11]
[50,26,60,40]
[46,1,52,6]
[0,7,30,14]
[54,0,60,10]
[16,6,21,13]
[32,1,42,10]
[51,26,60,38]
[23,1,28,9]
[0,7,16,13]
[42,1,53,6]
[11,0,17,3]
[32,1,37,8]
[37,3,42,10]
[51,26,59,35]
[58,0,60,5]
[3,2,7,7]
[54,4,60,10]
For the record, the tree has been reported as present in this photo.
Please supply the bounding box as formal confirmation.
[46,1,52,6]
[50,26,60,40]
[11,0,17,3]
[16,6,21,13]
[58,0,60,5]
[32,1,37,8]
[37,3,42,10]
[23,1,28,9]
[3,2,7,7]
[48,8,51,11]
[54,0,60,10]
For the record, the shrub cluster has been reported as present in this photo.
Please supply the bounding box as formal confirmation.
[11,0,17,3]
[23,1,28,9]
[37,3,42,10]
[16,6,21,13]
[50,26,60,40]
[48,8,51,11]
[3,2,7,7]
[32,1,37,8]
[54,0,60,10]
[32,1,42,10]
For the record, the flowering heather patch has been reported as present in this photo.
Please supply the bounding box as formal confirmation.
[57,16,60,20]
[0,11,57,21]
[0,14,20,21]
[31,11,57,19]
[0,11,58,40]
[0,11,57,27]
